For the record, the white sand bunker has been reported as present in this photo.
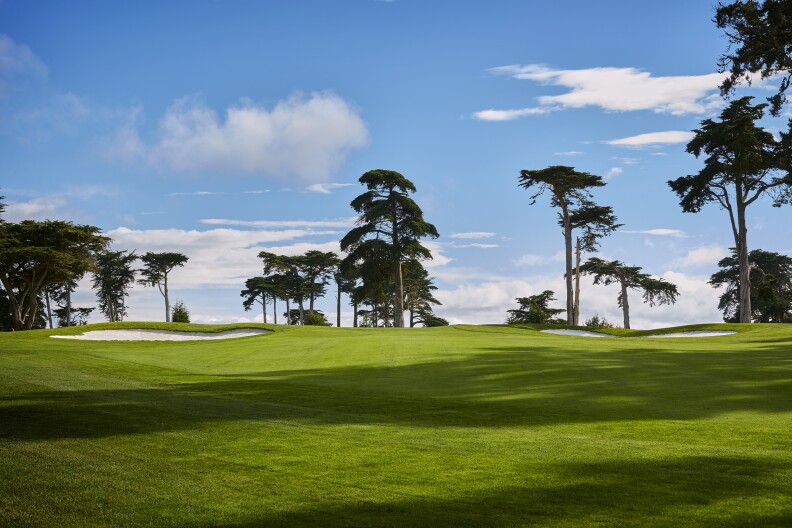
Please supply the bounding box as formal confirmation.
[52,329,271,341]
[540,329,736,338]
[645,331,736,338]
[541,329,615,338]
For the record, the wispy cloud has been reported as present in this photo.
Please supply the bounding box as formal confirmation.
[474,64,725,121]
[243,189,271,194]
[0,34,48,95]
[169,191,225,196]
[554,151,585,157]
[449,231,497,239]
[606,130,695,148]
[106,92,369,182]
[513,252,564,266]
[453,243,499,249]
[201,217,356,229]
[604,167,623,180]
[610,156,639,165]
[305,182,354,194]
[670,245,727,268]
[622,228,689,238]
[3,196,66,222]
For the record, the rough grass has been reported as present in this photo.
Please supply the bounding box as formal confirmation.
[1,322,791,527]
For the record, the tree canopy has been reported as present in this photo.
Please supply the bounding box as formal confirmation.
[138,252,189,323]
[341,169,438,328]
[506,291,566,325]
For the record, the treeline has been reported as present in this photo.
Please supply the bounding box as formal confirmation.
[241,170,447,328]
[0,204,190,331]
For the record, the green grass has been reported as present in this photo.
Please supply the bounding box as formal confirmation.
[1,322,791,527]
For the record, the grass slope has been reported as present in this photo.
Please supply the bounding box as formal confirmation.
[1,322,791,527]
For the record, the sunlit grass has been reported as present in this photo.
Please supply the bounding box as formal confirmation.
[1,322,791,527]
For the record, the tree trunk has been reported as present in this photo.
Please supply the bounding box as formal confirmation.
[298,297,305,325]
[336,283,341,327]
[573,237,581,326]
[285,298,290,325]
[737,204,751,323]
[353,300,358,328]
[44,288,53,329]
[562,203,574,325]
[66,288,72,327]
[164,274,171,323]
[273,297,277,325]
[262,295,267,324]
[410,309,415,328]
[394,261,405,327]
[620,278,631,330]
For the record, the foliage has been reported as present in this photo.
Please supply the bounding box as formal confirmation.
[170,300,190,323]
[304,310,332,326]
[138,252,189,323]
[584,313,616,329]
[54,306,94,327]
[710,248,792,322]
[418,312,449,327]
[506,290,566,325]
[241,276,276,323]
[92,250,138,322]
[668,97,791,322]
[518,166,618,324]
[341,169,439,328]
[0,220,109,330]
[580,257,678,329]
[717,0,792,115]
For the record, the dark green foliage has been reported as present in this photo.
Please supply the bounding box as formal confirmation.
[518,166,618,324]
[584,313,616,329]
[506,290,566,325]
[54,306,94,327]
[304,310,332,326]
[668,97,791,322]
[418,313,449,327]
[241,276,277,324]
[171,300,190,323]
[717,0,792,115]
[0,220,108,330]
[92,250,137,322]
[341,170,439,328]
[710,248,792,322]
[580,257,678,329]
[138,252,189,323]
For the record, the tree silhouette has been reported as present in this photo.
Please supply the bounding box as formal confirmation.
[138,252,189,323]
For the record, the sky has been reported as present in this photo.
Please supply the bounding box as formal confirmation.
[1,0,791,328]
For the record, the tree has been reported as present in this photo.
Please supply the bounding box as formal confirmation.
[580,257,679,329]
[402,260,442,327]
[0,220,108,330]
[334,264,358,327]
[299,250,340,313]
[341,170,439,328]
[506,291,566,325]
[717,0,792,115]
[566,203,621,325]
[171,300,190,323]
[92,250,137,322]
[54,306,94,327]
[138,252,189,323]
[710,248,792,322]
[519,166,613,325]
[241,276,276,323]
[668,97,792,322]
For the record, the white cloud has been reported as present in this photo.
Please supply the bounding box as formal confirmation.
[513,251,565,267]
[243,189,271,194]
[169,191,224,196]
[305,182,355,194]
[449,231,497,239]
[0,34,47,95]
[606,130,695,148]
[452,243,499,249]
[108,93,369,182]
[610,156,639,165]
[604,167,623,180]
[201,217,356,229]
[4,196,67,221]
[475,64,725,120]
[554,151,585,156]
[622,228,689,238]
[670,245,727,268]
[107,226,341,290]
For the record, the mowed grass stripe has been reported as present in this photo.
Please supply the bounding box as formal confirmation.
[1,322,791,527]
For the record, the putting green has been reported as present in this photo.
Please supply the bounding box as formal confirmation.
[1,322,791,527]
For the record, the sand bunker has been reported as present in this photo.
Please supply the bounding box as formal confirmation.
[52,329,271,341]
[541,329,736,338]
[645,331,736,338]
[541,329,615,338]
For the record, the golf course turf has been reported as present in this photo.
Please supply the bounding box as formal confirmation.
[1,322,791,527]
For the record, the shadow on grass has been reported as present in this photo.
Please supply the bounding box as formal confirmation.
[1,340,791,441]
[201,456,791,528]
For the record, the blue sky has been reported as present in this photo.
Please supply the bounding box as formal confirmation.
[2,0,790,327]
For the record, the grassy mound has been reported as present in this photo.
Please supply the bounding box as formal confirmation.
[1,323,791,527]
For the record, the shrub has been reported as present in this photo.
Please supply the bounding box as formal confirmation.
[171,300,190,323]
[584,313,615,329]
[304,310,332,326]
